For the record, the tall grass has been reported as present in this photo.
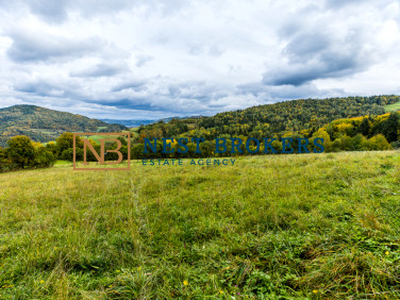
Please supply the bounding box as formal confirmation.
[0,151,399,299]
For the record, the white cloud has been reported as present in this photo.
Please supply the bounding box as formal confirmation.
[0,0,399,119]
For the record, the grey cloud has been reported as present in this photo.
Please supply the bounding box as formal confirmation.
[7,31,103,63]
[96,81,229,115]
[76,0,186,17]
[70,64,129,78]
[27,0,69,23]
[1,0,188,24]
[324,0,385,9]
[324,0,359,8]
[13,74,236,116]
[208,44,225,57]
[14,79,78,98]
[88,99,157,111]
[263,27,371,86]
[237,82,345,103]
[283,32,331,60]
[81,97,187,114]
[188,43,225,57]
[267,83,345,100]
[263,53,365,86]
[236,83,266,97]
[167,82,227,102]
[278,21,303,39]
[2,0,133,24]
[135,55,153,67]
[323,0,395,12]
[112,80,148,92]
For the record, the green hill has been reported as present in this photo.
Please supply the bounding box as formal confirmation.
[137,95,400,140]
[0,105,127,147]
[197,95,400,137]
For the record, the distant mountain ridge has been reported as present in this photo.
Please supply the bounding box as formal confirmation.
[100,116,197,128]
[100,118,157,128]
[0,104,127,147]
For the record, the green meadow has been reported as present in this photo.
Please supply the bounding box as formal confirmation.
[385,102,400,112]
[0,151,399,299]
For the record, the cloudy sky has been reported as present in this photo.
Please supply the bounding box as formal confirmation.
[0,0,399,119]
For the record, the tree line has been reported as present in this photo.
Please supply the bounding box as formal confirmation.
[0,136,56,173]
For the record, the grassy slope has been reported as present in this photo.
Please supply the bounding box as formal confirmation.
[384,102,400,112]
[0,152,399,299]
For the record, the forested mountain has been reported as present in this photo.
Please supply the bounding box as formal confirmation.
[137,95,400,140]
[197,95,400,138]
[0,105,127,147]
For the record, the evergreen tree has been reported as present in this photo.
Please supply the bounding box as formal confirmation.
[383,113,399,142]
[359,118,371,137]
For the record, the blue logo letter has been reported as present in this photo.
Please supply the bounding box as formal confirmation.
[246,138,260,154]
[282,138,294,154]
[144,138,157,154]
[215,138,227,154]
[313,138,325,153]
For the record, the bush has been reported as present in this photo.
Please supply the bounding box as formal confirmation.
[61,148,83,162]
[33,147,57,168]
[2,136,59,172]
[366,134,392,151]
[390,140,400,149]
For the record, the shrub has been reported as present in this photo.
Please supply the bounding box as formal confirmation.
[33,147,57,168]
[7,136,35,169]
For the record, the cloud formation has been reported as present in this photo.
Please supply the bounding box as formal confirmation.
[7,30,103,63]
[263,29,371,86]
[0,0,399,119]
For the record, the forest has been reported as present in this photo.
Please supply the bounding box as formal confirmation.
[136,95,399,139]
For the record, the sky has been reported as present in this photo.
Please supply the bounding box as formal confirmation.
[0,0,399,119]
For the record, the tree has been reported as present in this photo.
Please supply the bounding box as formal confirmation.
[311,129,331,152]
[131,144,144,159]
[358,117,371,137]
[45,141,57,155]
[382,112,399,143]
[0,146,9,172]
[117,136,128,146]
[7,136,35,168]
[56,132,83,156]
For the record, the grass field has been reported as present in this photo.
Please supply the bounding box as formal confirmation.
[0,152,399,299]
[79,131,132,145]
[384,102,400,112]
